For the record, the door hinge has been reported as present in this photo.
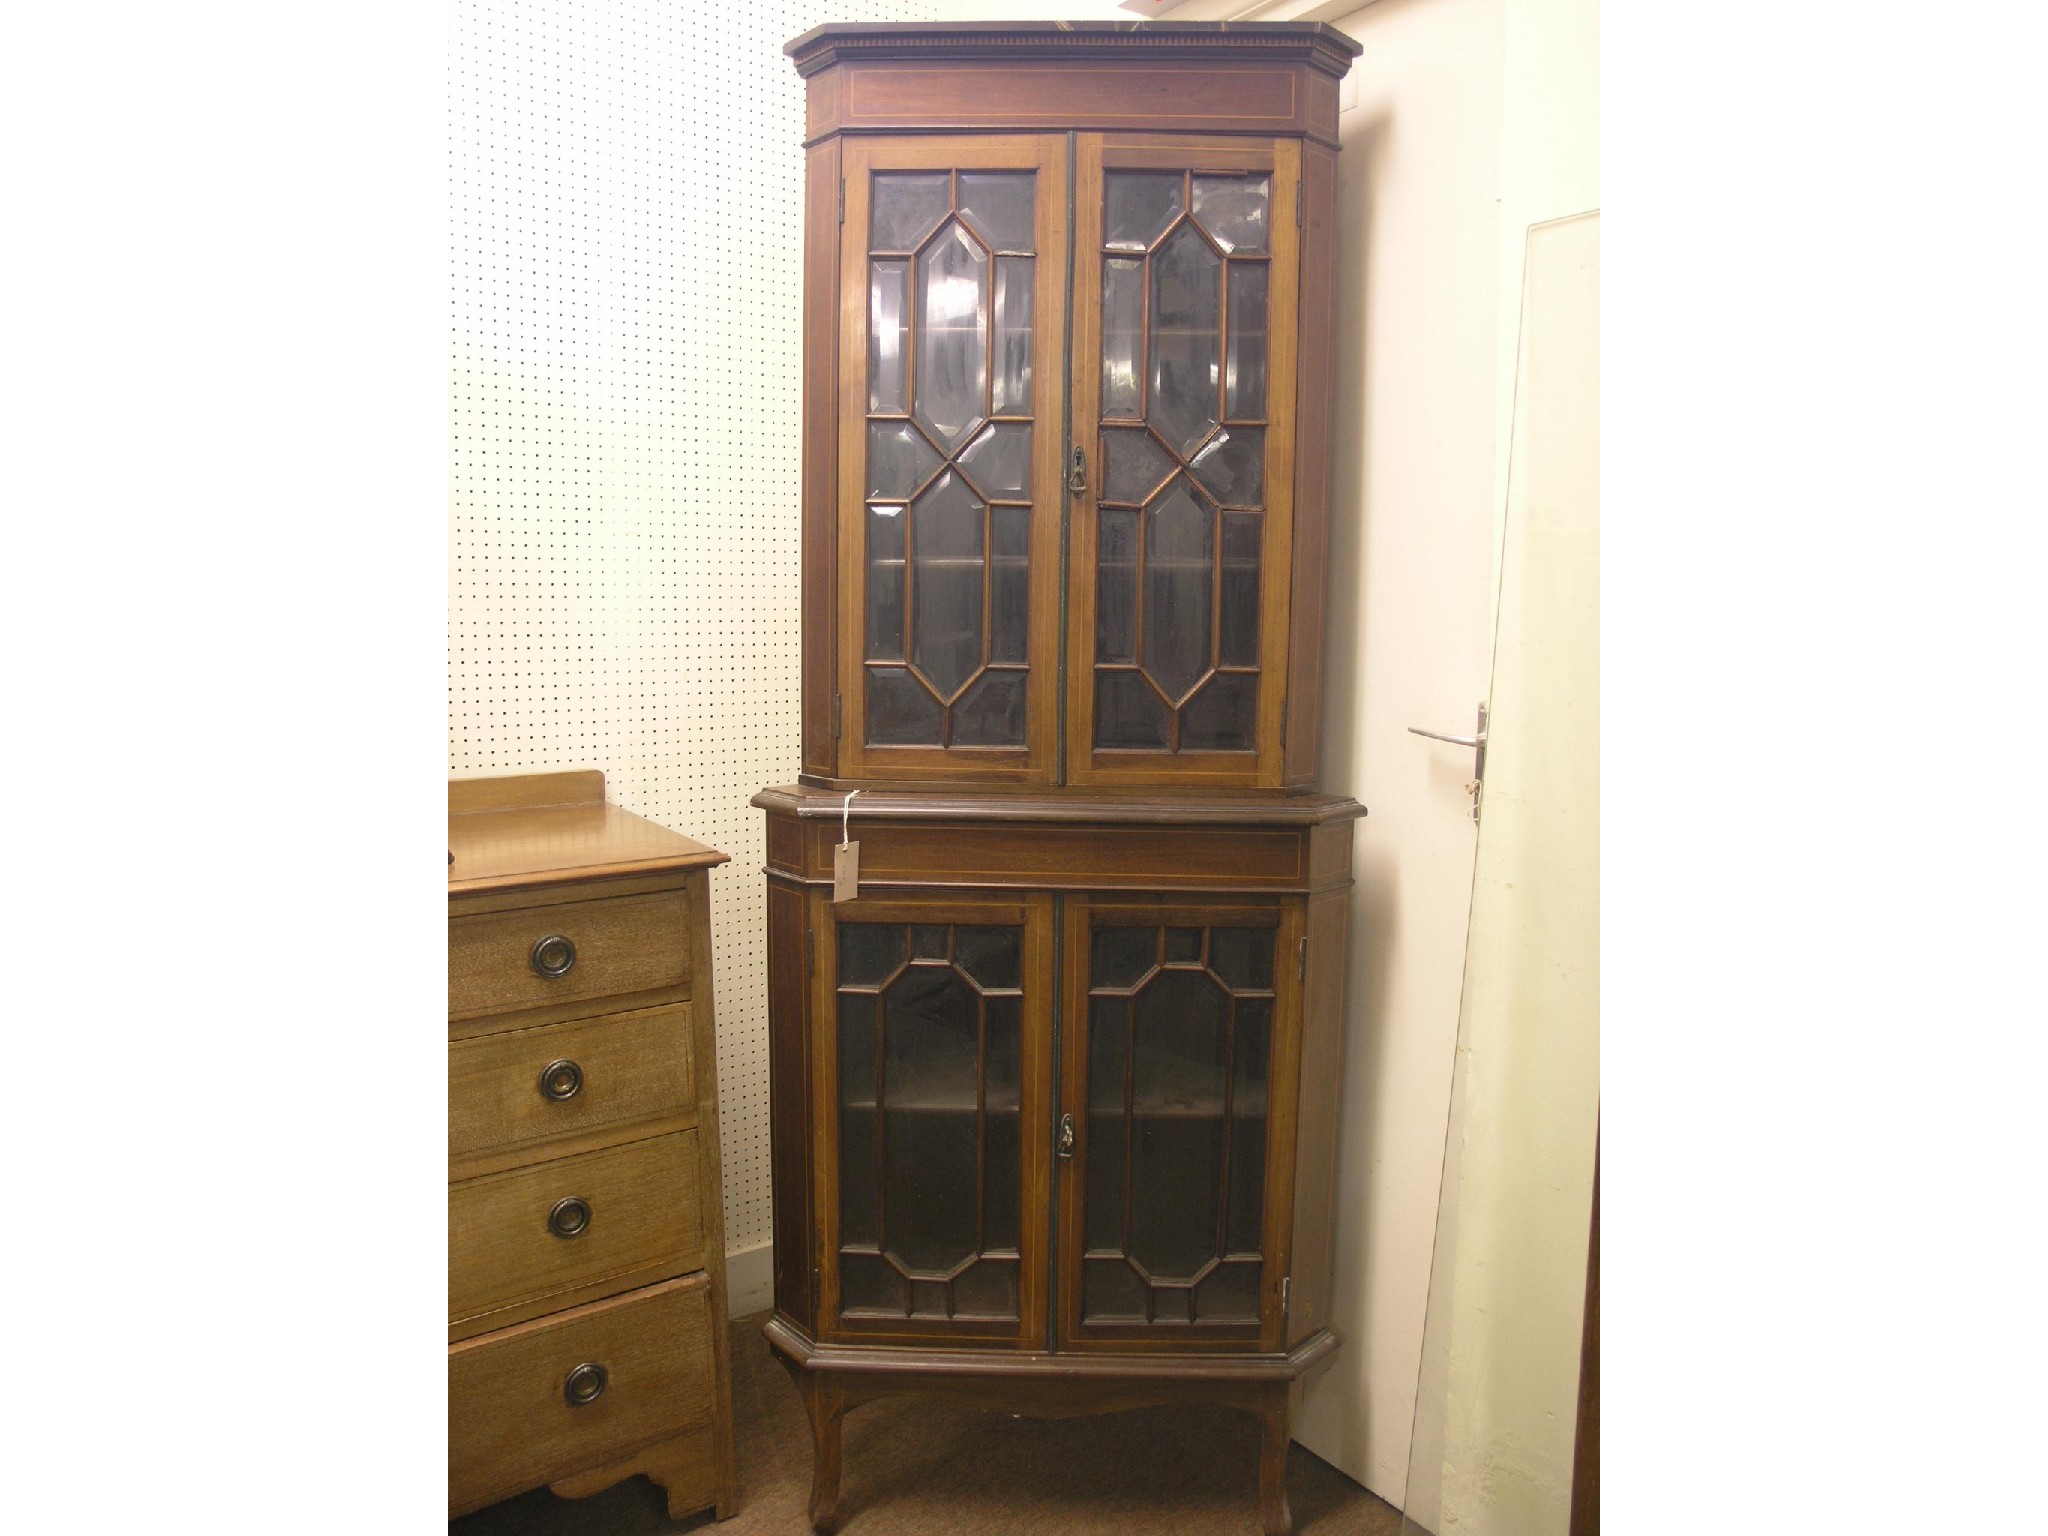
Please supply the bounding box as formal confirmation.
[833,692,843,740]
[806,927,815,977]
[838,178,845,225]
[1282,1276,1292,1318]
[1298,936,1309,982]
[813,1263,822,1302]
[1280,695,1290,746]
[1296,180,1304,227]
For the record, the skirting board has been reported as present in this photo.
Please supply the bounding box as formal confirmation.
[726,1239,773,1319]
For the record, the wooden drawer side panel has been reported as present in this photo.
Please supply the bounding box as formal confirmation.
[449,1132,703,1328]
[449,1004,695,1164]
[449,889,690,1022]
[449,1276,715,1516]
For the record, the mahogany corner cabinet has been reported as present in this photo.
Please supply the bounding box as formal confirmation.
[757,21,1365,1535]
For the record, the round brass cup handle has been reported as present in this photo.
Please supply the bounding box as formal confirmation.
[529,934,577,979]
[564,1362,608,1407]
[547,1195,592,1239]
[538,1059,584,1101]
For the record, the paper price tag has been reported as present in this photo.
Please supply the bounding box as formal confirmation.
[833,840,860,903]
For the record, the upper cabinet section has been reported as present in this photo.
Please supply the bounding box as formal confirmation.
[791,23,1359,794]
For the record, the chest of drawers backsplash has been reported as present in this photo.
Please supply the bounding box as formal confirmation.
[448,771,735,1521]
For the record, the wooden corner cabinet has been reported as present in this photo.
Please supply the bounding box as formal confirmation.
[448,772,737,1523]
[762,21,1364,1536]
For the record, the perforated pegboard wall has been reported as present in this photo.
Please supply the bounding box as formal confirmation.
[448,0,942,1259]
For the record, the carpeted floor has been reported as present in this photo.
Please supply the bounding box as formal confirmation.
[453,1309,1403,1536]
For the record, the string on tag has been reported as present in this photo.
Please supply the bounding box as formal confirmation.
[840,788,859,848]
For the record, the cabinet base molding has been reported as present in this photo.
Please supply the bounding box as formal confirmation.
[765,1316,1334,1535]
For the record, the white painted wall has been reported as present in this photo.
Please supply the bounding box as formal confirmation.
[1292,0,1509,1505]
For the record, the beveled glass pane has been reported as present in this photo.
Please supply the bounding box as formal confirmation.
[1190,427,1263,508]
[839,1250,902,1315]
[881,963,979,1108]
[1180,673,1256,752]
[866,666,943,746]
[1147,225,1222,458]
[1129,1113,1226,1283]
[958,171,1035,253]
[1084,1258,1146,1321]
[1096,508,1138,664]
[1105,171,1183,251]
[1101,258,1144,418]
[952,670,1025,746]
[1131,969,1229,1114]
[1091,925,1157,991]
[839,923,906,987]
[987,506,1028,667]
[869,259,909,413]
[914,222,989,453]
[1225,263,1268,418]
[983,1116,1021,1252]
[866,505,905,661]
[983,993,1022,1109]
[871,171,949,251]
[1165,927,1202,965]
[1087,996,1130,1115]
[1095,671,1170,750]
[1142,481,1215,704]
[911,924,950,959]
[1226,996,1272,1254]
[1209,927,1275,992]
[1191,175,1270,254]
[883,1107,978,1274]
[839,1111,877,1244]
[1084,996,1128,1251]
[910,469,985,701]
[992,257,1034,414]
[958,421,1031,500]
[1102,428,1173,506]
[1218,510,1261,669]
[910,1278,950,1317]
[868,422,941,500]
[957,926,1022,992]
[1195,1261,1261,1322]
[839,993,877,1108]
[955,1258,1019,1319]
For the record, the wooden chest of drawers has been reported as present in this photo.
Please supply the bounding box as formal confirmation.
[448,771,735,1521]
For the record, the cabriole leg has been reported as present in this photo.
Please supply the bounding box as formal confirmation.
[1257,1386,1294,1536]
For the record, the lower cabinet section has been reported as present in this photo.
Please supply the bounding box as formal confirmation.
[755,786,1362,1535]
[449,1274,718,1518]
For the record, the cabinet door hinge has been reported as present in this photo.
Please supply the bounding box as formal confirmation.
[1298,936,1309,982]
[838,178,846,225]
[813,1263,822,1303]
[1282,1276,1292,1318]
[833,692,843,740]
[1280,695,1290,746]
[806,927,816,977]
[1296,180,1304,227]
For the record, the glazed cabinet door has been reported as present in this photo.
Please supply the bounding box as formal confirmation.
[837,137,1069,785]
[1067,135,1300,788]
[1058,897,1304,1352]
[812,890,1055,1346]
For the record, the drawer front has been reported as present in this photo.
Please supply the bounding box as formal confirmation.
[449,1004,695,1163]
[449,888,691,1023]
[449,1274,715,1515]
[449,1131,703,1327]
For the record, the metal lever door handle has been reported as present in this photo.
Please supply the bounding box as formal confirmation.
[1407,726,1482,747]
[1409,703,1490,821]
